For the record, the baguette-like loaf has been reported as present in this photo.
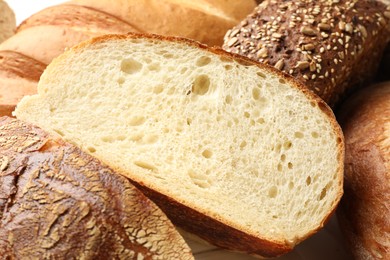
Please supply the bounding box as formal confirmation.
[223,0,390,106]
[0,116,193,259]
[0,4,139,64]
[336,82,390,260]
[0,50,46,116]
[69,0,257,46]
[15,33,344,257]
[0,0,15,43]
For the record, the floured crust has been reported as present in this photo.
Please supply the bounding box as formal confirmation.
[0,116,193,259]
[0,0,16,43]
[337,82,390,260]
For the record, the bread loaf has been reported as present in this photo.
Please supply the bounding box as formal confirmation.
[0,50,46,116]
[69,0,257,46]
[0,4,139,64]
[0,116,193,259]
[336,82,390,260]
[15,33,344,257]
[0,0,15,43]
[223,0,390,106]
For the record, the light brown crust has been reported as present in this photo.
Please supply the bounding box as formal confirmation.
[0,0,15,43]
[0,116,193,259]
[68,0,257,46]
[337,82,390,260]
[223,0,390,107]
[54,32,344,257]
[0,51,46,117]
[17,4,140,33]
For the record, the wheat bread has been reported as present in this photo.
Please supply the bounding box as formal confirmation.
[15,33,344,257]
[336,82,390,260]
[223,0,390,106]
[0,116,193,259]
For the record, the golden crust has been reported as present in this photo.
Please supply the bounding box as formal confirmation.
[337,82,390,260]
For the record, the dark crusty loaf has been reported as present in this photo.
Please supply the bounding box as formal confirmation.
[0,50,46,116]
[223,0,390,106]
[336,82,390,260]
[0,117,193,259]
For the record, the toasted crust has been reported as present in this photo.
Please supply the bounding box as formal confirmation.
[0,116,193,259]
[337,82,390,260]
[43,32,344,257]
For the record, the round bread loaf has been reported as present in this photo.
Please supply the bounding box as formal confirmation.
[0,116,193,259]
[336,82,390,260]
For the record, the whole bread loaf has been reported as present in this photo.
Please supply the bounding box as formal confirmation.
[0,0,15,43]
[0,116,193,259]
[69,0,257,46]
[15,33,344,257]
[336,82,390,260]
[223,0,390,106]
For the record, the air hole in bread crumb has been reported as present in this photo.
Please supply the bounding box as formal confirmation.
[257,118,265,124]
[277,163,282,172]
[121,58,143,74]
[225,95,233,104]
[310,101,317,107]
[288,182,294,189]
[319,187,327,200]
[128,116,146,126]
[268,186,278,198]
[281,154,286,161]
[87,147,96,153]
[101,136,114,143]
[306,176,312,185]
[134,161,158,172]
[188,169,212,188]
[53,129,64,137]
[336,137,342,144]
[240,141,247,149]
[196,56,211,67]
[224,64,233,71]
[192,75,210,95]
[117,77,125,85]
[147,63,161,71]
[294,132,304,138]
[202,149,213,159]
[244,112,250,118]
[311,132,319,138]
[284,141,292,150]
[256,71,266,78]
[288,162,293,169]
[252,87,261,100]
[186,118,192,126]
[279,78,286,84]
[153,85,164,94]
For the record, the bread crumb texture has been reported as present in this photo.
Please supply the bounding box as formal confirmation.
[15,34,343,248]
[0,117,193,259]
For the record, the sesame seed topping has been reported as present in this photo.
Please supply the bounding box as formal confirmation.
[303,43,315,51]
[256,47,268,58]
[301,26,317,36]
[227,37,238,47]
[318,23,331,31]
[274,59,285,70]
[320,47,325,53]
[303,75,309,80]
[296,61,310,70]
[359,25,367,38]
[310,61,316,72]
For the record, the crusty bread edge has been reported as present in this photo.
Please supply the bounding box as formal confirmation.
[22,32,345,257]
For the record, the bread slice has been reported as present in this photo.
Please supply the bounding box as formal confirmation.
[15,33,344,257]
[0,116,193,259]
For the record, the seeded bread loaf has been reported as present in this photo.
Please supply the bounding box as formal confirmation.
[69,0,257,46]
[223,0,390,106]
[0,116,193,259]
[336,82,390,260]
[15,33,344,257]
[0,0,15,44]
[0,50,46,116]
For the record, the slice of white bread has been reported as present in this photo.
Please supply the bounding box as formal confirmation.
[15,33,344,257]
